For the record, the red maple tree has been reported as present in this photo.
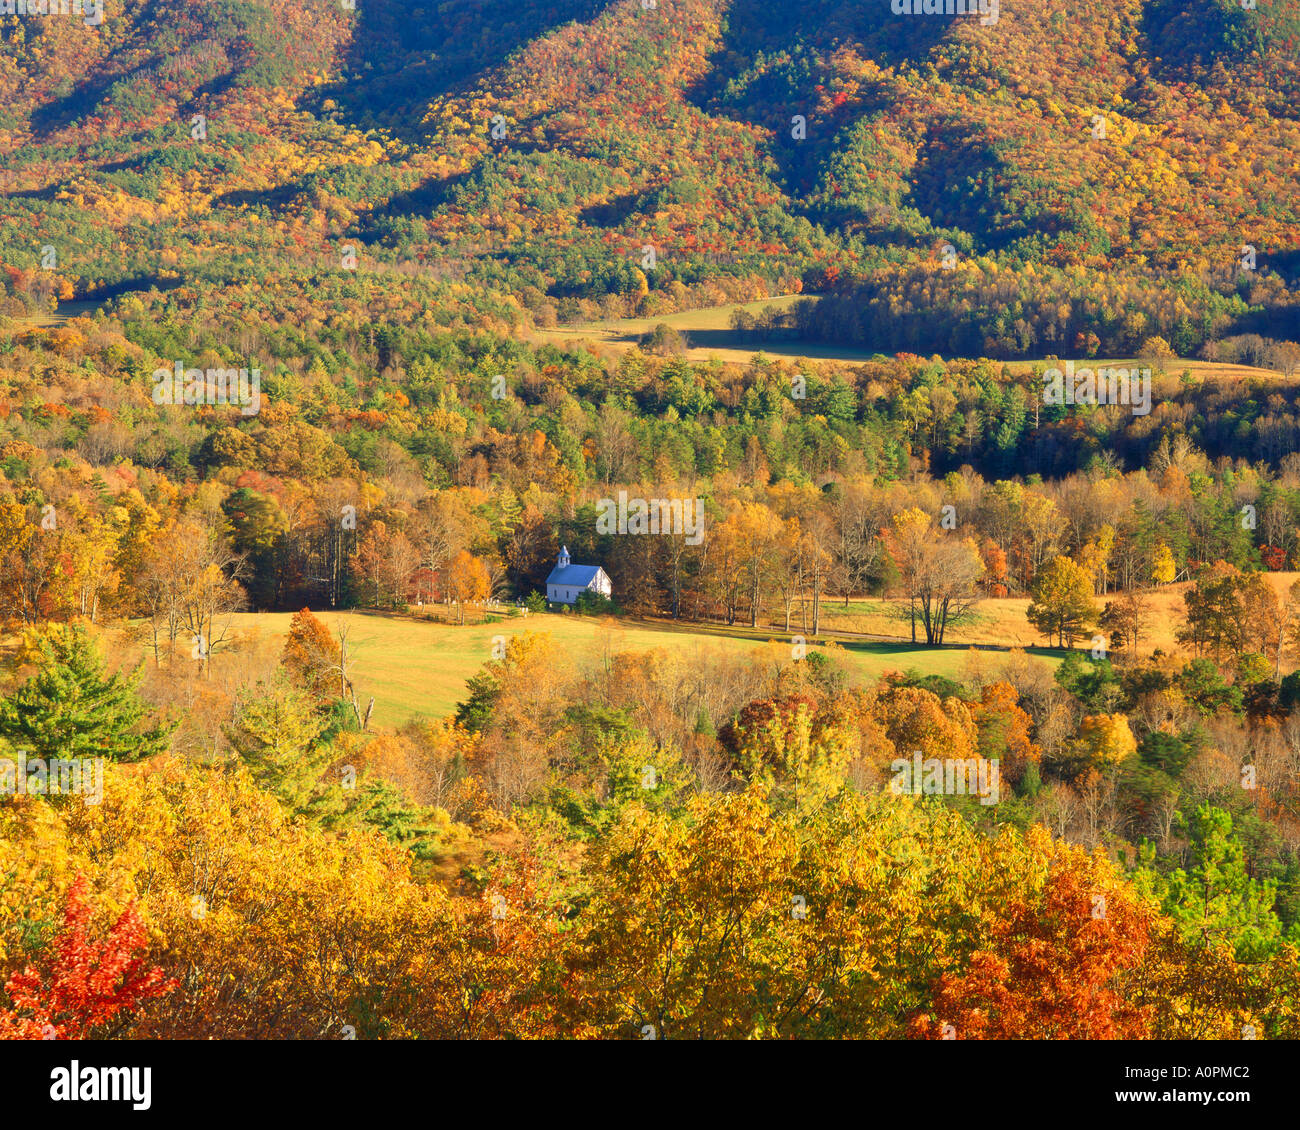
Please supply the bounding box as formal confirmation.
[910,851,1154,1040]
[0,876,176,1040]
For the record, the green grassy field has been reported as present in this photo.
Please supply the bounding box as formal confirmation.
[531,294,893,365]
[3,300,100,331]
[221,610,1063,729]
[534,297,1285,380]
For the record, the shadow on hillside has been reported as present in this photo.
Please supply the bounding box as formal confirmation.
[78,275,181,303]
[350,130,558,247]
[29,0,175,135]
[623,327,798,350]
[579,191,644,228]
[212,181,310,214]
[1223,303,1300,344]
[306,0,611,144]
[686,0,953,198]
[1262,250,1300,289]
[835,638,1068,661]
[1139,0,1265,82]
[596,324,883,362]
[903,124,1023,253]
[32,70,133,136]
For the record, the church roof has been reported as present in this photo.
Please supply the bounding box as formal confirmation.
[546,563,604,586]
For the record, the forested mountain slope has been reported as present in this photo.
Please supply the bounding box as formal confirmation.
[1,0,1297,354]
[7,5,1300,1052]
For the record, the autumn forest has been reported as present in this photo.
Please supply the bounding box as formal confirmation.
[2,0,1300,1074]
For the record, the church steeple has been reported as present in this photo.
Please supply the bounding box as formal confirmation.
[558,545,570,568]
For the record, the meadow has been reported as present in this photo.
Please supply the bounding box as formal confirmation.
[530,294,883,365]
[534,297,1287,381]
[211,608,1064,729]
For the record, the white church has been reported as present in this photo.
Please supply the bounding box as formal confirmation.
[545,547,613,605]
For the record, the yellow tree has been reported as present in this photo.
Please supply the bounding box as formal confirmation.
[0,759,571,1040]
[447,549,490,624]
[885,508,931,643]
[1076,524,1116,595]
[1152,542,1176,586]
[66,509,120,622]
[1075,713,1138,769]
[732,502,785,629]
[721,697,856,809]
[1027,556,1100,647]
[0,498,64,623]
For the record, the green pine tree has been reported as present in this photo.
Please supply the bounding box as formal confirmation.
[0,625,173,763]
[224,680,337,816]
[1135,805,1285,961]
[327,779,450,860]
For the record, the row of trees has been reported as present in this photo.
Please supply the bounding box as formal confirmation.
[5,439,1299,659]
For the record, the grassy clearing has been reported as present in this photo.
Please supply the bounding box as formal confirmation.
[1004,357,1285,384]
[820,574,1300,655]
[820,595,1089,651]
[217,609,1061,729]
[534,298,1285,380]
[532,294,891,365]
[2,301,99,332]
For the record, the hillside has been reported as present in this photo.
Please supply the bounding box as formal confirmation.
[0,0,1297,356]
[113,607,1054,727]
[7,1,1300,1061]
